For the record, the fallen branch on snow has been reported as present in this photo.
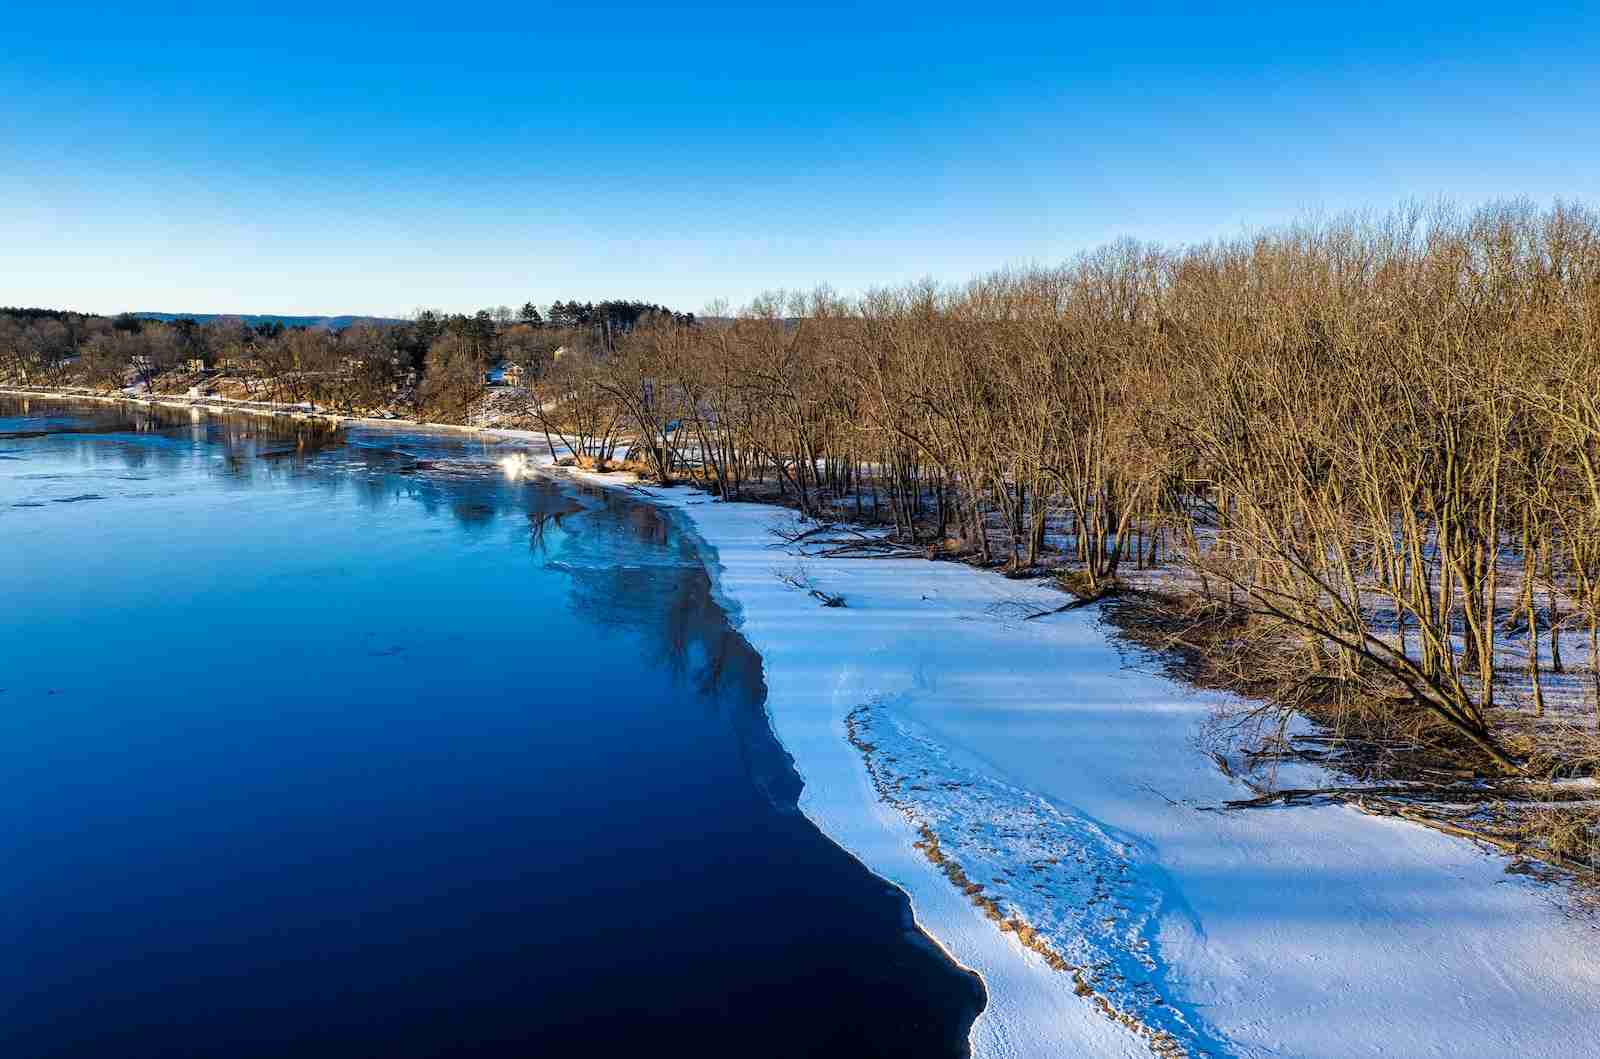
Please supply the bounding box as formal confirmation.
[1022,589,1115,620]
[773,562,847,608]
[768,516,923,559]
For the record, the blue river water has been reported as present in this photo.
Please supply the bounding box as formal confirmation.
[0,396,982,1058]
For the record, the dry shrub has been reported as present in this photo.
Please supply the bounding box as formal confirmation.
[1054,569,1123,601]
[1522,804,1600,871]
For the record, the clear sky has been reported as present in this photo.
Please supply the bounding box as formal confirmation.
[5,1,1599,317]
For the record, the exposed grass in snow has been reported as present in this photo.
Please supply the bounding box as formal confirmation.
[849,698,1226,1058]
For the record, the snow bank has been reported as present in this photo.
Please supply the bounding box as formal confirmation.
[549,473,1598,1059]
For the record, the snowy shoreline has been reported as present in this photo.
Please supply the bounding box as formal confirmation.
[564,470,1154,1057]
[557,471,1599,1059]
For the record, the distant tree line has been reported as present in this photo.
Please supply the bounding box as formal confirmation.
[0,306,86,323]
[0,298,692,420]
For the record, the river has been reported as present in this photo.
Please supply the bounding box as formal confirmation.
[0,396,982,1058]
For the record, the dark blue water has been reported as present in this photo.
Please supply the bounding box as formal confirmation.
[0,397,982,1058]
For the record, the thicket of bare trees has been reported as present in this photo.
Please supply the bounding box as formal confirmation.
[529,202,1600,780]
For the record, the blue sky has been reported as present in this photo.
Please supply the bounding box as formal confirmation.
[5,2,1599,316]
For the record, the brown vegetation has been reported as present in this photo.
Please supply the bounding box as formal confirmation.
[536,203,1599,783]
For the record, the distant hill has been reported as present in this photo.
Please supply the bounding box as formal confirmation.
[133,312,406,330]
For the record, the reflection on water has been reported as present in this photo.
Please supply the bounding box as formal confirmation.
[0,397,982,1059]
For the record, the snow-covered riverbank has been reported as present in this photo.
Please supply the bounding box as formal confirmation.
[582,476,1598,1059]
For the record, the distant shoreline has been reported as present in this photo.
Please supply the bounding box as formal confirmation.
[0,384,519,440]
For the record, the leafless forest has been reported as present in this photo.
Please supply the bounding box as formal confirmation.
[6,200,1600,869]
[551,205,1599,761]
